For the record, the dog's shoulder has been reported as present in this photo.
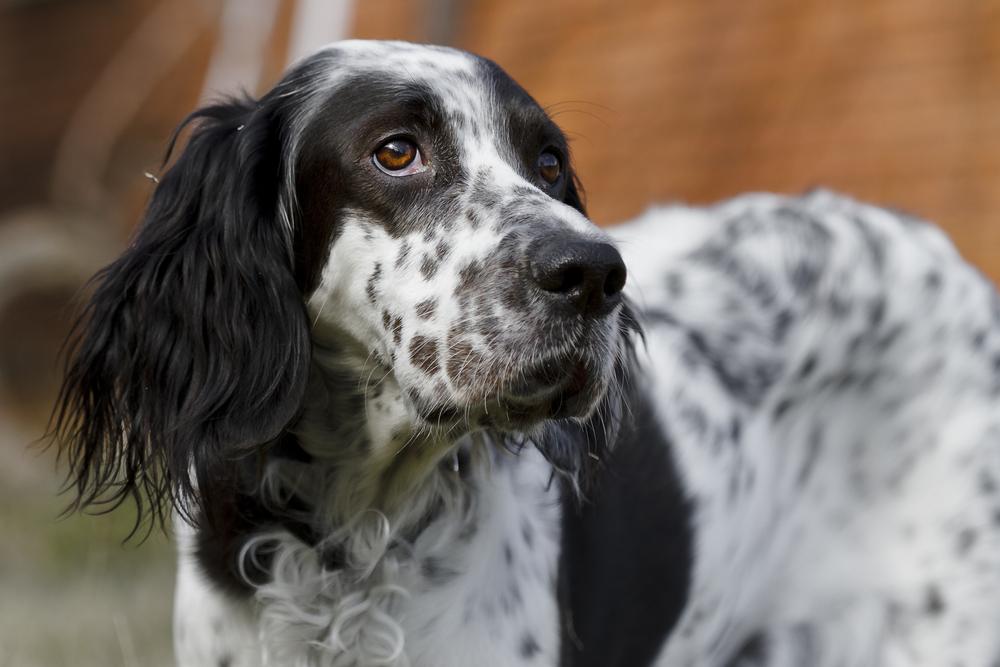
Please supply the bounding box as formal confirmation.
[611,190,1000,664]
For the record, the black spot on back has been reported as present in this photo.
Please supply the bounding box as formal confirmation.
[925,584,946,616]
[520,633,541,660]
[957,527,978,555]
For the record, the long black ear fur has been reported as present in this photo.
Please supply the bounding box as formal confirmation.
[51,96,311,534]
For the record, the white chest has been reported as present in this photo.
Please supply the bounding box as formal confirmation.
[397,447,563,667]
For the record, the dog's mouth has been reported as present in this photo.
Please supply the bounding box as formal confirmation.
[415,353,606,433]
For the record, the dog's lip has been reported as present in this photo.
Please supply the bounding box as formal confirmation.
[493,358,596,423]
[505,357,589,403]
[418,403,464,426]
[414,358,600,431]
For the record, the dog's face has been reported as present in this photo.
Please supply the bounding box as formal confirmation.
[54,41,631,526]
[292,42,627,433]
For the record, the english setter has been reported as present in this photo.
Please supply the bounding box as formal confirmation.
[53,40,1000,666]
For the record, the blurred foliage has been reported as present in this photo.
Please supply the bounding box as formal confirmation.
[0,447,174,667]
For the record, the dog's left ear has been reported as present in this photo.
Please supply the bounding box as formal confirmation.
[52,95,311,532]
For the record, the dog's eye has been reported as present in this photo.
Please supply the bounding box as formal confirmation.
[537,150,562,184]
[373,138,426,176]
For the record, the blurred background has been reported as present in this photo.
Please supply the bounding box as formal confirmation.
[1,0,997,664]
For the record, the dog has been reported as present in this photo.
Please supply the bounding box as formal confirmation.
[52,40,1000,666]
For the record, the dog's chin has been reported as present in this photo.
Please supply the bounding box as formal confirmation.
[411,357,609,435]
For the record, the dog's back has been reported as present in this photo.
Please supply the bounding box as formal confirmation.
[614,190,1000,665]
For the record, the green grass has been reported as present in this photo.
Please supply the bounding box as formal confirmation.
[0,444,175,667]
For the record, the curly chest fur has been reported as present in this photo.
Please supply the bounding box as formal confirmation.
[176,445,564,667]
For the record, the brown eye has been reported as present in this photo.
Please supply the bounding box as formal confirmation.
[374,138,424,175]
[537,150,561,184]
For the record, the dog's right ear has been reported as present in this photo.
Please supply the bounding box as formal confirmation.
[52,95,312,533]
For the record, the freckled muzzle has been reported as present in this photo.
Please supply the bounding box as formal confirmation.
[426,229,628,430]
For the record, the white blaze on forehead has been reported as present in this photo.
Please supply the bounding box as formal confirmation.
[317,39,479,86]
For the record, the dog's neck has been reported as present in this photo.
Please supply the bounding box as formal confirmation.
[253,383,564,665]
[287,338,506,536]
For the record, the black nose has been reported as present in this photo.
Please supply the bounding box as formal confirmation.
[529,237,627,316]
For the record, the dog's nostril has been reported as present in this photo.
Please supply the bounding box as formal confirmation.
[555,265,584,293]
[604,265,626,297]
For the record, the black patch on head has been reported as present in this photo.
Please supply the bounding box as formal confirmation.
[476,56,579,209]
[296,69,468,242]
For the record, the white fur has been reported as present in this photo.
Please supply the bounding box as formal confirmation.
[611,191,1000,666]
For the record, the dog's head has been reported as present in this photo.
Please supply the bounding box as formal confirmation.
[53,41,635,527]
